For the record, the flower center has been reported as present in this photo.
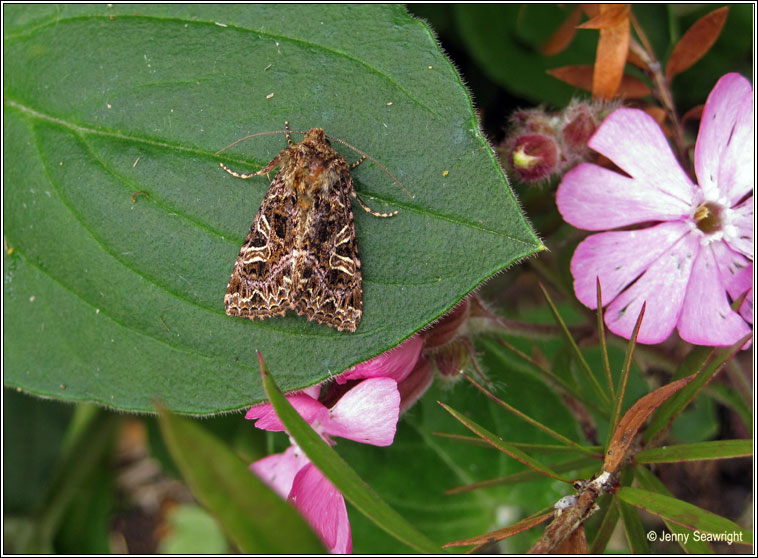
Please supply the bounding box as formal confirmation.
[694,201,724,234]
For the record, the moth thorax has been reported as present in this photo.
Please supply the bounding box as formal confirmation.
[303,128,328,143]
[308,157,327,180]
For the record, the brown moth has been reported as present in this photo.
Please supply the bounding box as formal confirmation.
[220,123,398,332]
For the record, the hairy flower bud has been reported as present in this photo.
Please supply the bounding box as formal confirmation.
[502,100,616,184]
[505,133,560,183]
[562,102,598,154]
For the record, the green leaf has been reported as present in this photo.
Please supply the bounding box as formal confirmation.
[635,440,752,463]
[157,504,229,554]
[452,5,598,106]
[439,402,571,483]
[634,466,713,554]
[616,497,649,554]
[587,496,620,553]
[645,337,748,442]
[343,355,586,553]
[538,283,610,408]
[156,406,326,554]
[446,456,598,494]
[706,382,753,434]
[54,463,114,554]
[2,389,74,515]
[3,4,542,413]
[258,355,443,553]
[617,487,753,545]
[18,406,118,554]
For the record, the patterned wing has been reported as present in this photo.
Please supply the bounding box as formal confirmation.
[225,173,297,319]
[292,174,362,332]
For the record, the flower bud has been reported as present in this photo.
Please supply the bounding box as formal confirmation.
[505,133,560,183]
[433,341,469,378]
[422,298,471,349]
[397,356,435,414]
[562,102,598,154]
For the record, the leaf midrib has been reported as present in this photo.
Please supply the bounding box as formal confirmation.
[6,99,539,246]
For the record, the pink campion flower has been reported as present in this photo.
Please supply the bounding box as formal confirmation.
[246,377,400,553]
[335,334,423,384]
[556,73,753,346]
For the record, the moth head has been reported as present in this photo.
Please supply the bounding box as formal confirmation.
[303,128,329,145]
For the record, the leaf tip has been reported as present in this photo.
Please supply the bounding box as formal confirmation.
[257,351,269,377]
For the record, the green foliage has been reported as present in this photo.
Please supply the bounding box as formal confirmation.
[342,349,598,553]
[157,405,326,553]
[3,389,74,515]
[157,504,229,554]
[618,487,753,545]
[259,355,443,553]
[3,3,542,414]
[3,3,752,555]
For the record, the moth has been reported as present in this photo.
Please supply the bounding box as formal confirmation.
[220,123,403,332]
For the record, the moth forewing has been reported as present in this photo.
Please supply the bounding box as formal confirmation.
[222,126,397,332]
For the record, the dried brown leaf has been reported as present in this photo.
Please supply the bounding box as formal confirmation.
[578,4,630,29]
[604,375,695,473]
[615,74,652,98]
[547,65,595,91]
[642,106,672,139]
[554,525,588,554]
[542,6,583,55]
[443,511,553,548]
[547,66,649,98]
[529,481,604,554]
[593,11,630,99]
[681,104,705,127]
[643,106,667,127]
[581,4,600,19]
[666,7,729,80]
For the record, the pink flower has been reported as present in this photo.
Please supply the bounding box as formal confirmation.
[335,334,423,384]
[556,73,753,346]
[247,377,400,553]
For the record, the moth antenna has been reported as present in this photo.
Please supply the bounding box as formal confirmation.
[324,134,414,200]
[214,130,306,155]
[216,129,413,202]
[285,120,293,145]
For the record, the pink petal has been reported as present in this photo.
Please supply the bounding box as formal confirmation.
[336,334,423,384]
[678,246,751,346]
[717,87,754,204]
[557,163,691,230]
[301,385,322,399]
[739,283,753,325]
[728,261,753,327]
[250,445,309,499]
[325,377,400,446]
[605,230,699,343]
[694,73,754,202]
[725,196,754,258]
[289,464,351,554]
[588,108,695,205]
[246,394,329,432]
[711,241,752,301]
[571,221,690,308]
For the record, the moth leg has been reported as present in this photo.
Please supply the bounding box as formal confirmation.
[351,191,398,218]
[284,120,293,146]
[350,155,367,169]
